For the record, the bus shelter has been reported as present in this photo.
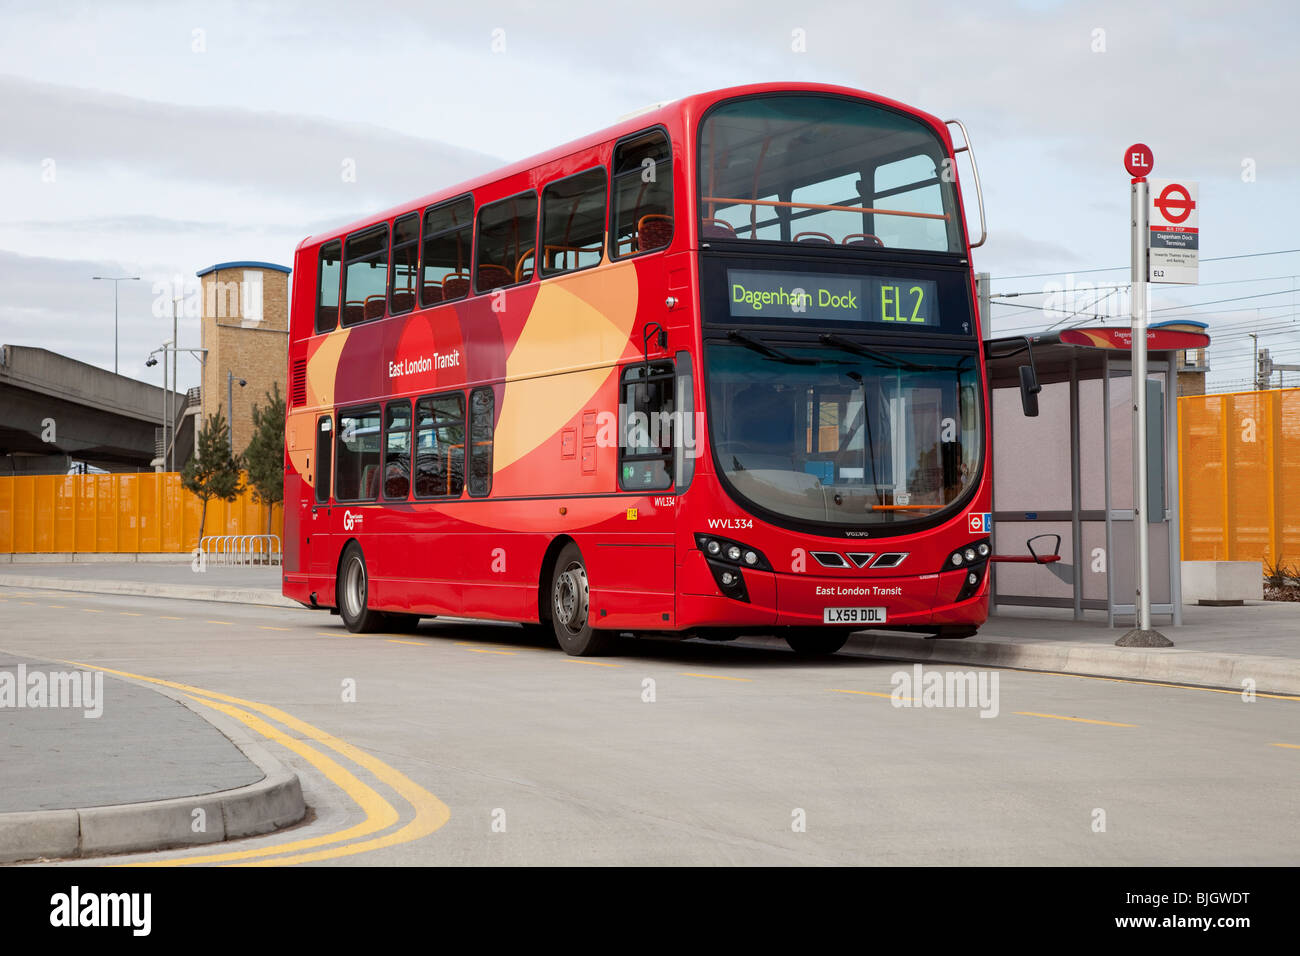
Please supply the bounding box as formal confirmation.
[984,323,1211,627]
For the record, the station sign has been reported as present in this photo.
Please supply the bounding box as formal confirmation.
[1060,327,1210,351]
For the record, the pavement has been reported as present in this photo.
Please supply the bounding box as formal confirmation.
[1,584,1296,866]
[0,560,1295,864]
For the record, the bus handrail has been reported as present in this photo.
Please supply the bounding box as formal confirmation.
[699,197,949,222]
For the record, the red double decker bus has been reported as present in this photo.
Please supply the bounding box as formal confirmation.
[283,82,996,656]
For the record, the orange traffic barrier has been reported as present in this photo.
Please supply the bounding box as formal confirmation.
[1178,387,1299,565]
[0,472,282,554]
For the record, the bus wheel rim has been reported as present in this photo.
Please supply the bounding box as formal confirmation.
[554,563,588,635]
[346,556,365,618]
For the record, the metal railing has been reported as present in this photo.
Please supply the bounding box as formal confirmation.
[199,534,282,566]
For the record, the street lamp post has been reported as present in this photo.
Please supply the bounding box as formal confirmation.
[147,342,206,473]
[92,275,140,374]
[146,342,171,469]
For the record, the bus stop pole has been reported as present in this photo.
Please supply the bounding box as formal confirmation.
[1118,177,1172,646]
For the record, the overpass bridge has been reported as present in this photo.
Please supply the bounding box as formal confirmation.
[0,345,196,473]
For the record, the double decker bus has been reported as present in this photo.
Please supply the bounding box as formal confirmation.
[283,82,996,656]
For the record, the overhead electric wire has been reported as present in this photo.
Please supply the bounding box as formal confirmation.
[991,247,1300,282]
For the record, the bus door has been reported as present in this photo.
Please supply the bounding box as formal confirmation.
[308,414,334,588]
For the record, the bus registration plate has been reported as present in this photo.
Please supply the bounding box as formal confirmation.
[823,607,887,624]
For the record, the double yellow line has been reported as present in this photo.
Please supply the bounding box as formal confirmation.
[62,660,450,867]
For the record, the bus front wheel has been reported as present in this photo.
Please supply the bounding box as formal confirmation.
[785,628,850,656]
[338,542,387,633]
[550,543,613,656]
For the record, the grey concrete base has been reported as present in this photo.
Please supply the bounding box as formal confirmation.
[1182,560,1264,603]
[1115,627,1175,647]
[836,632,1300,696]
[0,573,296,608]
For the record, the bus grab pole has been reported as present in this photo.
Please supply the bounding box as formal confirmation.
[1118,176,1171,646]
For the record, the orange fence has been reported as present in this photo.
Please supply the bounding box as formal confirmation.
[0,472,283,554]
[1178,388,1300,565]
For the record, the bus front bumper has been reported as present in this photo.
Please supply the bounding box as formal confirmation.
[677,549,988,629]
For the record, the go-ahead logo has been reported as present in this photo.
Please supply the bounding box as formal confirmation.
[342,510,363,532]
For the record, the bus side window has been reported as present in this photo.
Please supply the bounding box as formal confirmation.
[388,214,419,315]
[335,406,382,502]
[611,129,673,258]
[421,196,473,307]
[414,393,465,498]
[540,167,607,277]
[475,193,537,293]
[619,361,674,491]
[316,242,341,334]
[382,400,412,499]
[342,226,389,326]
[468,387,494,497]
[315,415,333,503]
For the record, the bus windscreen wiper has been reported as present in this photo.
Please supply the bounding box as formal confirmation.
[818,333,928,371]
[727,329,817,365]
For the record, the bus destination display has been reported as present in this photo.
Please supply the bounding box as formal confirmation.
[727,269,938,327]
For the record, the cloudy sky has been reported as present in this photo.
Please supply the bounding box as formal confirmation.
[2,0,1296,391]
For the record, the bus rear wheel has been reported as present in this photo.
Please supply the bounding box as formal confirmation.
[338,542,387,633]
[550,543,613,656]
[785,628,850,656]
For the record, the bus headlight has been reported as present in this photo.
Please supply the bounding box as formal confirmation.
[694,534,771,572]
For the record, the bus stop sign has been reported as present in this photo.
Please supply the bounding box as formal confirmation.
[1124,143,1153,178]
[1148,177,1199,285]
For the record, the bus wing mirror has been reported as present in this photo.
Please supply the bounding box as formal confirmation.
[1019,364,1041,417]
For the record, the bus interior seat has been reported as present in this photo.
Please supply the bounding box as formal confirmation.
[442,273,470,299]
[360,464,380,500]
[476,264,512,292]
[383,461,409,498]
[701,218,737,239]
[793,231,834,245]
[514,249,535,282]
[421,283,444,304]
[343,302,365,325]
[636,214,674,251]
[844,233,885,247]
[390,289,415,312]
[363,295,386,320]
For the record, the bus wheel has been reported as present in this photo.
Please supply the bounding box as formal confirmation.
[927,626,978,640]
[785,628,850,656]
[550,543,612,656]
[338,542,386,633]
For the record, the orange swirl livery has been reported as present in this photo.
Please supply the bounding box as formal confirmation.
[284,83,997,655]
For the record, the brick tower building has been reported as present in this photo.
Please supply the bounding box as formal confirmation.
[196,261,291,455]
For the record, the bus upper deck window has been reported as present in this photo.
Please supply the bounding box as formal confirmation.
[475,193,537,294]
[540,168,607,277]
[611,129,672,259]
[316,241,342,334]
